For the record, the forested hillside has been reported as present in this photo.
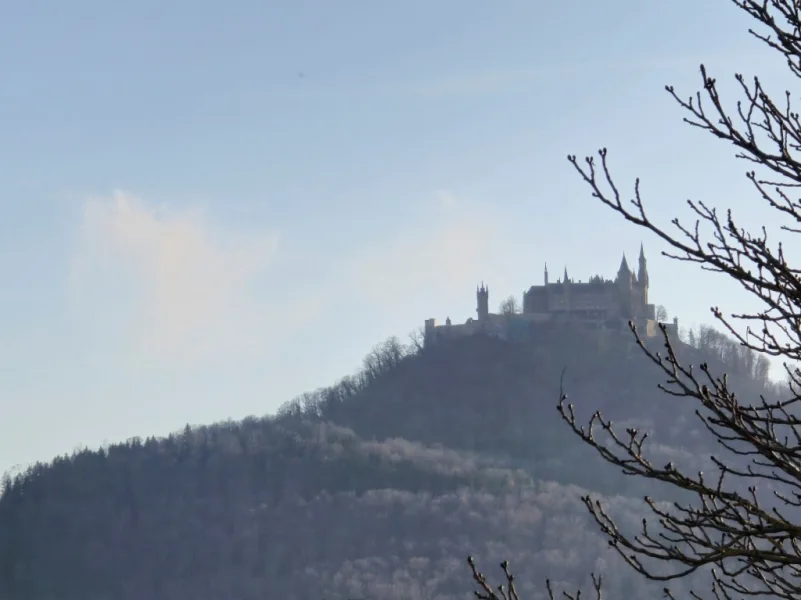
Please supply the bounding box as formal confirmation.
[0,324,781,599]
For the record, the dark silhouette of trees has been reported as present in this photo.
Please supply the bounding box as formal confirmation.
[0,322,778,598]
[469,1,801,598]
[499,295,521,315]
[684,324,773,384]
[408,326,427,353]
[361,336,408,384]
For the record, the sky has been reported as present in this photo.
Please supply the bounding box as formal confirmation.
[0,0,795,473]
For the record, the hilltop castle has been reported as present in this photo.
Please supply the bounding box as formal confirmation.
[424,245,679,344]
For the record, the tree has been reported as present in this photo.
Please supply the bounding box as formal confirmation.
[655,304,668,322]
[498,295,521,315]
[469,1,801,599]
[408,326,426,353]
[361,336,409,383]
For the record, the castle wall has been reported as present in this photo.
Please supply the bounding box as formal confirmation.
[425,318,482,345]
[524,280,632,322]
[523,288,548,312]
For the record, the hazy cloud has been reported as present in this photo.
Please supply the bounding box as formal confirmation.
[70,191,280,367]
[69,189,506,370]
[348,192,505,305]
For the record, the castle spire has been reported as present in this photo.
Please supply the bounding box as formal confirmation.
[638,243,649,290]
[618,253,629,274]
[563,266,569,283]
[544,263,549,285]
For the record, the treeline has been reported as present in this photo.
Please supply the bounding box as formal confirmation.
[681,324,774,385]
[277,334,421,420]
[268,322,783,501]
[0,320,783,599]
[0,418,708,600]
[277,325,785,438]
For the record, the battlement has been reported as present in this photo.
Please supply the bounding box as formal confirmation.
[424,246,679,346]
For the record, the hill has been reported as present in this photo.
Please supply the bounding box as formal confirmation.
[0,324,781,599]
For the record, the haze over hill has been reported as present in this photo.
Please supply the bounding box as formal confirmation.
[0,323,780,599]
[0,0,785,477]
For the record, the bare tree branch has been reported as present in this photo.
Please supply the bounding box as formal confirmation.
[469,1,801,599]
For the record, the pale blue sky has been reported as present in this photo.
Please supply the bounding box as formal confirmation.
[0,1,790,472]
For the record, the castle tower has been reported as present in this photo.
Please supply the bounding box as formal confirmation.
[562,266,571,317]
[616,253,630,283]
[616,253,633,319]
[638,243,649,304]
[476,283,489,321]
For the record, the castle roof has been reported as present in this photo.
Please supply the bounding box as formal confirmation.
[618,253,630,273]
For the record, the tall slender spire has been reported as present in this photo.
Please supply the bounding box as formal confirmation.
[563,266,569,283]
[638,243,649,289]
[544,263,549,285]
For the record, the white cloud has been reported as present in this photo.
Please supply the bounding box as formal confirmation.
[70,191,281,368]
[68,189,510,371]
[347,192,507,306]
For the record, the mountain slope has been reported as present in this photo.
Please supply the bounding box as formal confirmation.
[0,325,778,599]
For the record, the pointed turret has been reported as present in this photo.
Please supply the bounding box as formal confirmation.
[544,263,549,285]
[616,252,634,297]
[638,243,649,289]
[617,253,630,277]
[638,243,650,308]
[563,266,569,283]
